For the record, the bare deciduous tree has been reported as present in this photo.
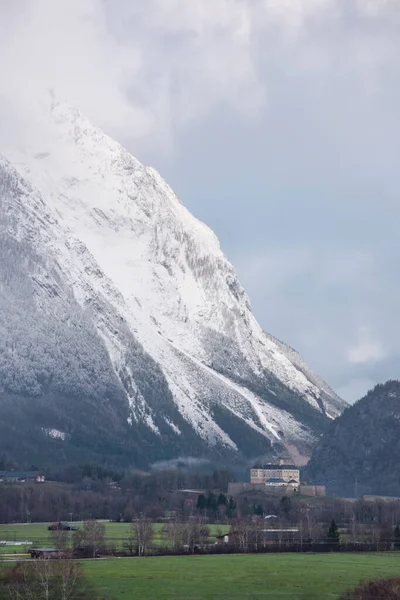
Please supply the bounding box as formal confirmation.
[162,520,184,551]
[73,519,105,558]
[231,520,252,553]
[162,518,209,553]
[49,528,69,551]
[182,518,210,553]
[1,559,86,600]
[129,517,154,557]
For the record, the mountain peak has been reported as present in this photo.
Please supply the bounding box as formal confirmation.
[0,103,345,468]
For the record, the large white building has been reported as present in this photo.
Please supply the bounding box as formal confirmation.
[250,461,300,489]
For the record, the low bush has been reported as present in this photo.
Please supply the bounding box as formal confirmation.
[342,578,400,599]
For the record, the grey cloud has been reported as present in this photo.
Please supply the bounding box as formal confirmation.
[1,0,400,404]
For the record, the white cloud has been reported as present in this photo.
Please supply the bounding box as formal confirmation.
[357,0,400,18]
[1,0,399,153]
[0,0,154,148]
[0,0,267,151]
[347,327,385,364]
[261,0,337,36]
[1,0,400,400]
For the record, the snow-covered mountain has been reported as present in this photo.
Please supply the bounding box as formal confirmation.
[0,100,345,468]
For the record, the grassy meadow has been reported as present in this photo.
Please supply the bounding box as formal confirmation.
[2,524,400,598]
[0,522,230,554]
[84,553,400,600]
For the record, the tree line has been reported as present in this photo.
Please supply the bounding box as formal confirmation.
[0,467,234,523]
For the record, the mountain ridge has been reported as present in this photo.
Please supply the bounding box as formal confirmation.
[305,380,400,495]
[0,100,345,468]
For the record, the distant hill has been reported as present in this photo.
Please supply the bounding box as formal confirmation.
[305,380,400,496]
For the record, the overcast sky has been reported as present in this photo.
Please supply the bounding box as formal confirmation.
[1,0,400,403]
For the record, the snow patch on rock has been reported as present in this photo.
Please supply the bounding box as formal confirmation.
[42,428,68,441]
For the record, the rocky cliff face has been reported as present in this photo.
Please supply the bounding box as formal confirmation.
[306,380,400,495]
[0,100,345,468]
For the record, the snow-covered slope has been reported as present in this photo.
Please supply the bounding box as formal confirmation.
[264,333,345,419]
[0,100,345,467]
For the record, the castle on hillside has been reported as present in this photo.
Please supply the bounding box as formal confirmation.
[227,458,325,497]
[250,460,300,489]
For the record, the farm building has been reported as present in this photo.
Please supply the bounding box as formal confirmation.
[29,548,65,559]
[0,471,45,483]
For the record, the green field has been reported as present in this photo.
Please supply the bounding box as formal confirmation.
[0,545,31,555]
[2,524,400,598]
[0,522,153,545]
[0,522,230,550]
[84,553,400,600]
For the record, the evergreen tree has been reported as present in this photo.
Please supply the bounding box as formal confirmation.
[394,524,400,549]
[196,494,206,512]
[279,496,292,518]
[217,493,227,507]
[226,497,236,519]
[206,491,218,512]
[327,519,340,542]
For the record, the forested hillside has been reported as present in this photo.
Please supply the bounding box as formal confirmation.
[306,381,400,496]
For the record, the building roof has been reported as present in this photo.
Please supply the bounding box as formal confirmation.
[252,464,299,470]
[0,471,41,479]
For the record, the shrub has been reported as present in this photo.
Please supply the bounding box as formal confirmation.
[342,578,400,599]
